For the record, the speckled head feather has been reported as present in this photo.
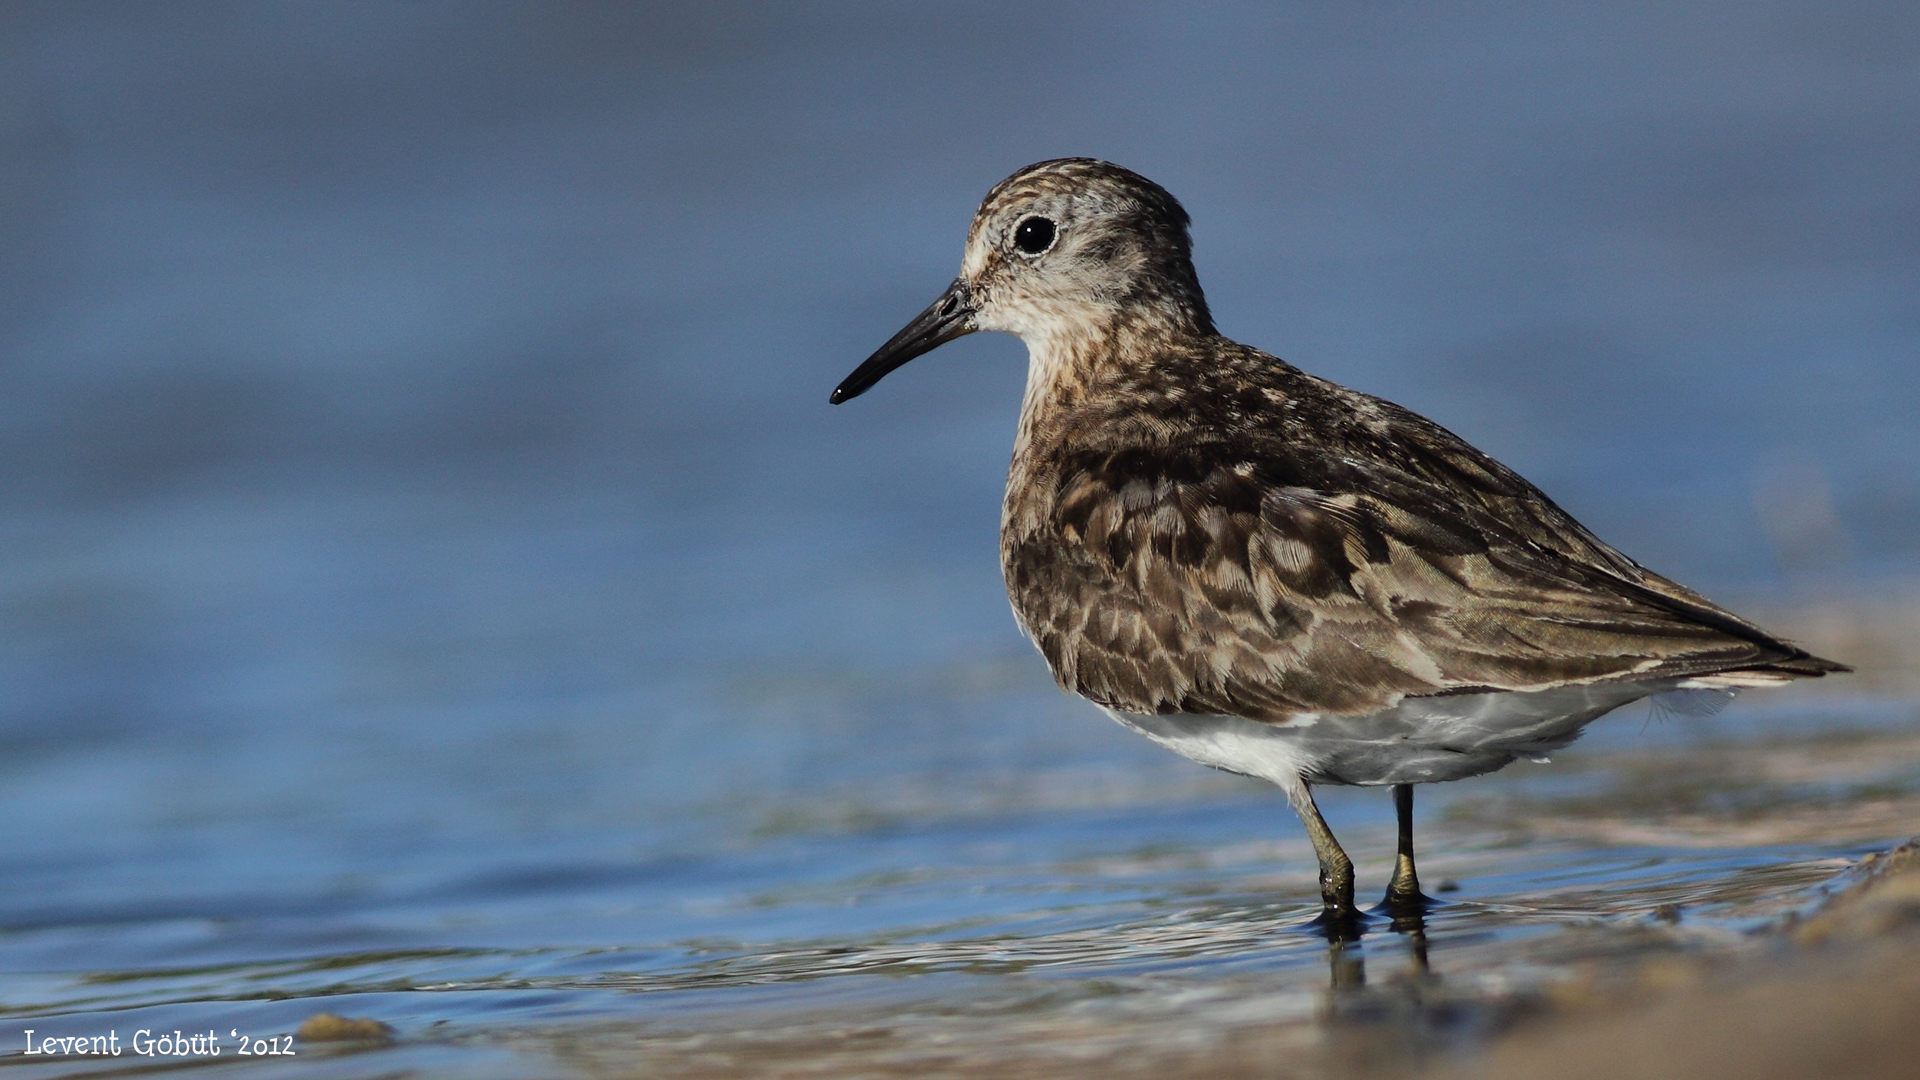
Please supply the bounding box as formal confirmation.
[962,158,1212,339]
[829,159,1212,405]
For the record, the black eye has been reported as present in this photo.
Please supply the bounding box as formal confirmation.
[1012,215,1056,256]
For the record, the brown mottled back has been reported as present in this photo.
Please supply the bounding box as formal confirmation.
[1003,332,1839,721]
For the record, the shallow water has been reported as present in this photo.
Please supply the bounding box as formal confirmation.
[2,4,1918,1077]
[4,601,1915,1078]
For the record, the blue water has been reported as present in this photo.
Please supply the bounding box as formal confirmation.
[1,3,1917,1075]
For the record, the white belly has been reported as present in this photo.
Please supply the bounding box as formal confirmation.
[1102,678,1721,788]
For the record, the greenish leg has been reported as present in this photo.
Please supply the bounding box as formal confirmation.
[1287,782,1358,932]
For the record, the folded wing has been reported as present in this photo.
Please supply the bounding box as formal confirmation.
[1005,430,1842,721]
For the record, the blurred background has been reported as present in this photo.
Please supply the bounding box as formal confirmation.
[1,2,1915,1075]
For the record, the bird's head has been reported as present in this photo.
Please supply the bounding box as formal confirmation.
[831,158,1211,404]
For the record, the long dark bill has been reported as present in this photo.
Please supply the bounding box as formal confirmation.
[829,279,977,404]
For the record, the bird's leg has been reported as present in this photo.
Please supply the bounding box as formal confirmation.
[1286,781,1358,934]
[1380,783,1432,918]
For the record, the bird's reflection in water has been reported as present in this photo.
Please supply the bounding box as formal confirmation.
[1314,899,1453,1076]
[1320,896,1435,992]
[1327,935,1367,990]
[1382,894,1434,978]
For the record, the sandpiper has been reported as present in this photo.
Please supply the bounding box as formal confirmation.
[831,158,1847,929]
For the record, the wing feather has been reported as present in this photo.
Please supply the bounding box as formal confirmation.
[1006,431,1838,720]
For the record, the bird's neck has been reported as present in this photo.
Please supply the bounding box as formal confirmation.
[1006,313,1217,523]
[1016,304,1212,425]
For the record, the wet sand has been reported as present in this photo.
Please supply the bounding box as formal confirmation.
[1441,841,1920,1080]
[520,835,1920,1080]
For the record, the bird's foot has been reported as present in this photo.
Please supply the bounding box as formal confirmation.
[1375,883,1438,914]
[1373,887,1437,939]
[1309,899,1369,943]
[1373,853,1437,926]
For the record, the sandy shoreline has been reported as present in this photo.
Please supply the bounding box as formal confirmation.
[410,836,1918,1080]
[1431,839,1920,1080]
[1008,835,1920,1080]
